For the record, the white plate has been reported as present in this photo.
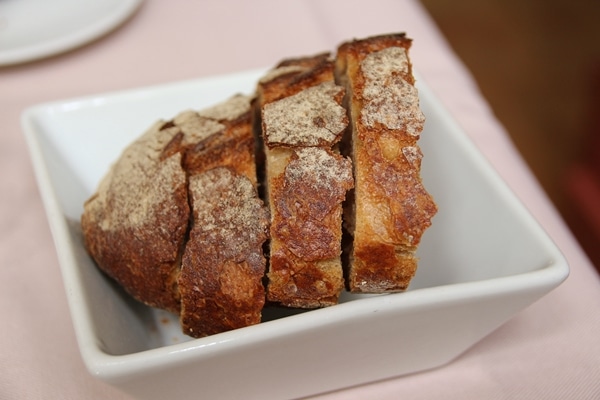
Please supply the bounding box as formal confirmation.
[21,70,569,400]
[0,0,143,65]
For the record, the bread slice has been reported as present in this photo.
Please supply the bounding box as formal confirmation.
[82,94,269,335]
[335,33,438,292]
[175,95,269,337]
[179,167,269,337]
[256,55,354,308]
[82,33,438,337]
[164,94,258,184]
[81,120,190,313]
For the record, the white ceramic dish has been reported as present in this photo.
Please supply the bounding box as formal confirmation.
[22,69,569,400]
[0,0,143,65]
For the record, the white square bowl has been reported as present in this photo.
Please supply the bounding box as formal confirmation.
[22,69,569,400]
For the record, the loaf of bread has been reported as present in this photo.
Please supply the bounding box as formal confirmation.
[335,33,438,292]
[255,55,354,308]
[82,94,269,337]
[82,32,436,338]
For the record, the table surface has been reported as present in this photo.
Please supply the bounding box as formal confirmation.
[2,1,599,399]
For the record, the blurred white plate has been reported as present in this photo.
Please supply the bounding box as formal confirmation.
[0,0,143,65]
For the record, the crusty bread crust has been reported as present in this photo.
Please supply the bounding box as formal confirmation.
[258,52,331,103]
[256,56,354,308]
[179,167,269,337]
[81,121,189,313]
[335,33,438,292]
[82,33,438,337]
[164,94,257,184]
[81,94,268,331]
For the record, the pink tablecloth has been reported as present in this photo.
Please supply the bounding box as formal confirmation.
[2,1,599,399]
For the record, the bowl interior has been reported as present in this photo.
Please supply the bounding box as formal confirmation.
[23,70,564,357]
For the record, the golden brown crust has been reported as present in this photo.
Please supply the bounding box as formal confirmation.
[267,148,353,307]
[81,94,262,321]
[179,167,269,337]
[258,53,335,106]
[183,115,256,184]
[169,94,257,184]
[335,33,437,293]
[257,56,354,308]
[82,33,438,337]
[81,123,189,313]
[275,52,331,69]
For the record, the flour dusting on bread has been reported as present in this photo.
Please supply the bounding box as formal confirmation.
[81,32,437,338]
